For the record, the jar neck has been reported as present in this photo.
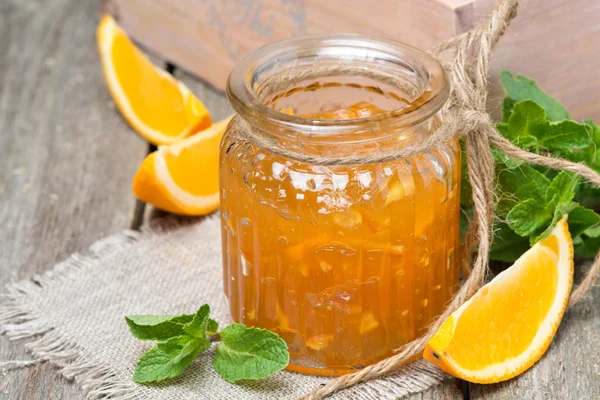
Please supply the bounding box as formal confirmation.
[226,34,449,148]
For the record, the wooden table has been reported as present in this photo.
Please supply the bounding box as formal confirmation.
[1,0,599,399]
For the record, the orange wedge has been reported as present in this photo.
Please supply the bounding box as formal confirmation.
[133,117,232,215]
[97,14,212,145]
[424,217,573,383]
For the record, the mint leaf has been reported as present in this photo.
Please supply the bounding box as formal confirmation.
[575,235,600,258]
[545,171,580,207]
[531,202,578,244]
[126,314,194,341]
[183,304,211,338]
[496,102,542,149]
[584,224,600,238]
[498,163,550,203]
[497,101,590,155]
[490,222,531,262]
[207,319,219,336]
[496,163,550,217]
[213,324,289,383]
[502,97,518,122]
[535,120,591,154]
[569,120,600,168]
[499,71,569,121]
[507,198,551,237]
[568,205,600,238]
[132,335,210,383]
[492,148,522,169]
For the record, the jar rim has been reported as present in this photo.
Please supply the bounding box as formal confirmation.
[226,34,449,140]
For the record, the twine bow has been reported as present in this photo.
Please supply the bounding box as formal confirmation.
[297,0,600,398]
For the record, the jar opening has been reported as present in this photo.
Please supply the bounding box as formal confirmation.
[227,34,449,142]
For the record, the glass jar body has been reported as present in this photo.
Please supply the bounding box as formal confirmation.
[219,124,460,376]
[220,34,460,376]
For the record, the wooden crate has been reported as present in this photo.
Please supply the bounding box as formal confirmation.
[100,0,600,122]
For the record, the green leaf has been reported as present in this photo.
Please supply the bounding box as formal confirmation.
[506,198,551,237]
[183,304,211,338]
[125,314,194,341]
[496,101,546,146]
[497,101,591,156]
[531,202,578,244]
[499,71,569,121]
[492,148,522,169]
[496,102,542,149]
[497,163,551,204]
[584,224,600,238]
[132,335,210,383]
[207,319,219,336]
[575,235,600,258]
[574,182,600,209]
[567,205,600,238]
[213,324,289,383]
[545,171,580,207]
[495,162,551,218]
[569,121,600,169]
[534,120,591,154]
[502,97,518,122]
[490,222,531,262]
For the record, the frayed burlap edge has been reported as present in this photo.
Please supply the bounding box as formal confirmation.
[0,228,141,399]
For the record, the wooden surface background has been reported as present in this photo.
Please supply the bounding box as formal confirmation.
[1,0,599,399]
[101,0,600,122]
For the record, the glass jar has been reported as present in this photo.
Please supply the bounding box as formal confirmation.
[220,35,460,376]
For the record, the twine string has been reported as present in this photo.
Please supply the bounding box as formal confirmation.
[233,0,600,398]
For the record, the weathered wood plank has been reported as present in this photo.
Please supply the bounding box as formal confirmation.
[412,379,465,400]
[0,0,147,398]
[469,284,600,399]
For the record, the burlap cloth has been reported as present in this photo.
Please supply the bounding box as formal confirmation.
[0,215,447,399]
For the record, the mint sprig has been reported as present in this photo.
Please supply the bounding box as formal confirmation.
[461,70,600,262]
[126,305,288,383]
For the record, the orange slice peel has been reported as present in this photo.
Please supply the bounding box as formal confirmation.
[424,217,574,383]
[97,14,212,145]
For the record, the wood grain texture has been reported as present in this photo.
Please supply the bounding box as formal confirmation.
[412,379,465,400]
[469,284,600,400]
[0,0,147,398]
[101,0,600,122]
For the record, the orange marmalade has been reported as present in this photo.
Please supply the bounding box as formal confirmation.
[221,35,460,376]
